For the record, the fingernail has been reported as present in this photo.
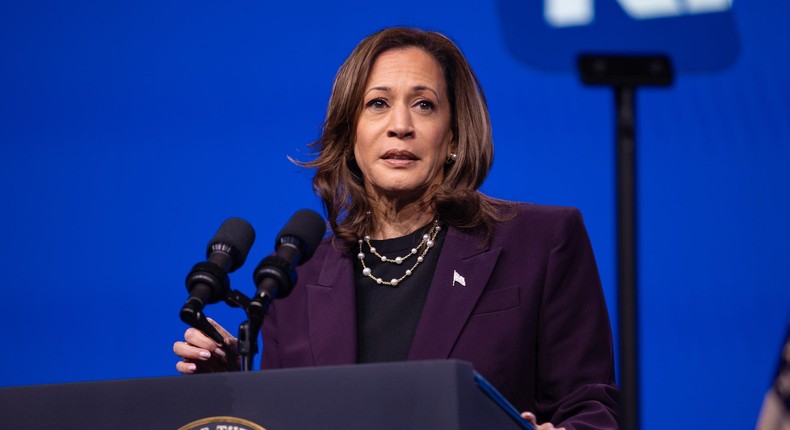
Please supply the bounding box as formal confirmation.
[199,350,211,359]
[187,363,196,372]
[214,347,226,357]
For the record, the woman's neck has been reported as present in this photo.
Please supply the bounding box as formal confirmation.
[368,198,436,240]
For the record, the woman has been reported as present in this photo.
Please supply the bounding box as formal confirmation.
[174,27,619,429]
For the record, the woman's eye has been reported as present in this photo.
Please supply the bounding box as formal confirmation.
[366,99,388,109]
[416,100,435,111]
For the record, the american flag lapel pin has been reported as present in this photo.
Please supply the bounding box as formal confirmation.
[453,270,466,287]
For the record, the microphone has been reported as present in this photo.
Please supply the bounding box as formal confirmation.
[180,218,256,342]
[248,209,325,321]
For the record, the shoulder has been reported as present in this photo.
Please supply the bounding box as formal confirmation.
[297,234,349,279]
[305,234,346,265]
[509,201,581,220]
[311,235,338,258]
[474,202,593,257]
[495,201,585,236]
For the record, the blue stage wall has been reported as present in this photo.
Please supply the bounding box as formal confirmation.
[1,2,788,429]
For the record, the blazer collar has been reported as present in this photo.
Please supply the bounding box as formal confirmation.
[306,241,358,366]
[306,227,502,365]
[408,226,502,360]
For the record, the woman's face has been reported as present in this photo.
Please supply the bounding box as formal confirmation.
[353,47,453,204]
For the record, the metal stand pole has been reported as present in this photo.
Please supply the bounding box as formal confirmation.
[225,289,260,372]
[578,54,673,430]
[616,85,639,430]
[237,319,260,372]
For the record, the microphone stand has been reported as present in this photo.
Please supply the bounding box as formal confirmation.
[179,302,226,345]
[191,276,284,372]
[225,289,266,372]
[180,288,257,372]
[180,299,242,372]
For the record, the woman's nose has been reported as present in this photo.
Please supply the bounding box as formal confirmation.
[386,104,415,139]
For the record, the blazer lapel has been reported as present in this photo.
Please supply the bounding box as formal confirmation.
[306,243,358,366]
[408,227,502,360]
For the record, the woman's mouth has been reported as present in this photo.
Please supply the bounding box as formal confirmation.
[382,150,417,160]
[381,150,418,167]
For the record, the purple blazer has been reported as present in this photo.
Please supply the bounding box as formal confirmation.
[262,203,619,429]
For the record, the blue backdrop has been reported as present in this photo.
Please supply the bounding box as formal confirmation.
[1,1,788,429]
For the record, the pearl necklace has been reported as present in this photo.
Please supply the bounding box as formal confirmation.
[357,220,441,287]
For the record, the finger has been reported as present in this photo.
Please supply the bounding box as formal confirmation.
[520,412,538,426]
[207,318,236,344]
[184,327,222,350]
[176,360,197,374]
[184,327,230,358]
[173,340,215,361]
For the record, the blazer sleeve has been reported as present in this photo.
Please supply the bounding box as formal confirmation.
[535,208,620,429]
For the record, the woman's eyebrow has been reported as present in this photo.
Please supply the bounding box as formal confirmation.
[364,85,439,98]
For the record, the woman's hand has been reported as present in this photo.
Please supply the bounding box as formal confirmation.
[521,412,566,430]
[173,318,239,374]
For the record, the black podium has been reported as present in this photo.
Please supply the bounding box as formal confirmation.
[0,360,529,429]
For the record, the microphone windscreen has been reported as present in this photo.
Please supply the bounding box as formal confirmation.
[207,217,256,271]
[276,209,326,262]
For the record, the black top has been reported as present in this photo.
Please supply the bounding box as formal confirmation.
[354,222,447,363]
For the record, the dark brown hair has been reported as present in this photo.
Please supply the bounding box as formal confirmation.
[298,27,512,245]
